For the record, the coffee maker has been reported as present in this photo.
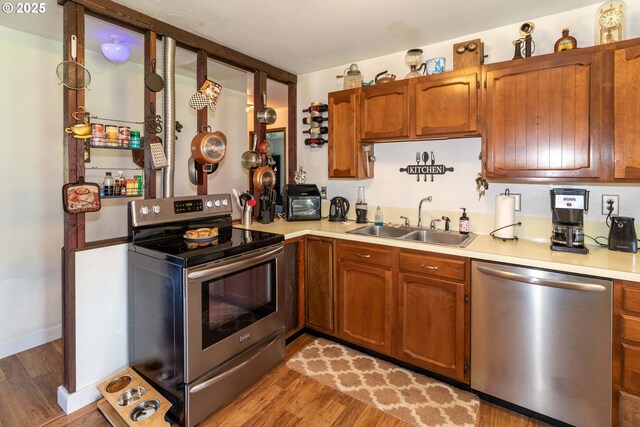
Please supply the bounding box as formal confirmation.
[550,188,589,254]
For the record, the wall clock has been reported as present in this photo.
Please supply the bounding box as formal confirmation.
[596,1,626,45]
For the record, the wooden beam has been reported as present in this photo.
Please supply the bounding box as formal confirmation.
[62,0,84,393]
[196,49,208,195]
[287,82,298,184]
[143,30,157,199]
[59,0,296,84]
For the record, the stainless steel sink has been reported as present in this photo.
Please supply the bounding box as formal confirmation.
[402,230,476,247]
[347,225,413,238]
[347,225,476,247]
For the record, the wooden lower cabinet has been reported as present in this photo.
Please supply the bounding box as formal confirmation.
[337,241,393,354]
[615,280,640,426]
[395,250,470,383]
[284,239,303,334]
[338,260,393,354]
[304,236,335,335]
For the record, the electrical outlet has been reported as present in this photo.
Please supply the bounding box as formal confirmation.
[500,192,521,211]
[602,195,619,215]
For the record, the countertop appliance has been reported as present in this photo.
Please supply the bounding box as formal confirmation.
[329,196,350,222]
[550,188,589,254]
[128,195,285,427]
[282,184,321,221]
[471,261,612,427]
[609,216,638,253]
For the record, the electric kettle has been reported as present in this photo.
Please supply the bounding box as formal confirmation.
[329,196,350,222]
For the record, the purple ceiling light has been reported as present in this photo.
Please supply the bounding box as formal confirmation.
[101,36,130,63]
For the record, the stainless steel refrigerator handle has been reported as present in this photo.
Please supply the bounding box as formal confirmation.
[189,332,281,394]
[476,265,606,292]
[187,245,282,279]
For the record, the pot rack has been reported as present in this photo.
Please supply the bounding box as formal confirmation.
[60,0,298,394]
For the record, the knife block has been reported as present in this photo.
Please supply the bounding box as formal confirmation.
[97,367,171,427]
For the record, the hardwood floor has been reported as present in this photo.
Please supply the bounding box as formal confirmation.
[0,334,548,427]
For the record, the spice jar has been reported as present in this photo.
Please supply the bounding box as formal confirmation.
[130,131,141,148]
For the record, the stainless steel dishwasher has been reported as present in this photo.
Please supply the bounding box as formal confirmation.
[471,261,612,427]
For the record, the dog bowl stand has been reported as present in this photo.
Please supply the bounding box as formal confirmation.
[97,367,171,427]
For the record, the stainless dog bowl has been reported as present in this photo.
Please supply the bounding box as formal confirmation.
[116,386,146,407]
[130,399,160,422]
[105,375,133,394]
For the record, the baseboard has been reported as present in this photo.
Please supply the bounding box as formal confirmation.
[0,325,62,359]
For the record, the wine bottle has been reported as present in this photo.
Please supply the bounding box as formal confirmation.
[302,116,327,125]
[302,104,328,113]
[304,137,327,146]
[302,126,328,135]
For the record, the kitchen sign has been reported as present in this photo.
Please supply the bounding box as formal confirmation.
[399,151,454,182]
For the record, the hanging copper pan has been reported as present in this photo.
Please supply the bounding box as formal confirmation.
[252,166,276,191]
[191,127,227,164]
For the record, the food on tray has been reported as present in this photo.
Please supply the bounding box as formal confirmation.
[185,227,219,240]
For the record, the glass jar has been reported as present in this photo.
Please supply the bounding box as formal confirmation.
[130,131,141,148]
[343,64,363,89]
[102,171,114,197]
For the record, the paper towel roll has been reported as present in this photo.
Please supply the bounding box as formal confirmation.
[494,195,516,239]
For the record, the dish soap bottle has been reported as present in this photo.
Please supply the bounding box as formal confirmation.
[374,206,383,226]
[459,207,469,235]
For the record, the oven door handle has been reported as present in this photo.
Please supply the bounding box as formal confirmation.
[187,245,282,280]
[189,330,283,394]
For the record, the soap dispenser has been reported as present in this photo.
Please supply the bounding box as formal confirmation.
[374,206,383,226]
[459,208,470,234]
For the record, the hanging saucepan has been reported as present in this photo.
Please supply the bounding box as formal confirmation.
[252,165,276,191]
[191,126,227,164]
[241,134,261,170]
[145,59,164,92]
[256,92,277,125]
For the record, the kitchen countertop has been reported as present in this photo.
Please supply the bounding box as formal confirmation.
[236,218,640,282]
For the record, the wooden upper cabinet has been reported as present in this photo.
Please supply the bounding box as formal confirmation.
[414,69,480,138]
[328,88,370,179]
[483,50,603,180]
[360,79,410,141]
[614,45,640,179]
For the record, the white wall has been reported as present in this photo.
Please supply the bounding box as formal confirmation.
[297,3,640,240]
[0,26,64,358]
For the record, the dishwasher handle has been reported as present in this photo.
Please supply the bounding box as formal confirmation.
[476,265,607,292]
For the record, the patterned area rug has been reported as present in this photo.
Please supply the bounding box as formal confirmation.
[287,338,479,427]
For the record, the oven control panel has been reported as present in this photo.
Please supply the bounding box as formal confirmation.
[129,194,232,228]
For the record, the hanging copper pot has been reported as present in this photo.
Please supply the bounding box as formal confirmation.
[191,126,227,164]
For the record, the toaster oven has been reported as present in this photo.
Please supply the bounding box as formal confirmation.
[283,184,321,221]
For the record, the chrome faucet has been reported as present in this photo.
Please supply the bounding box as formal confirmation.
[416,196,433,229]
[400,216,410,227]
[430,218,441,230]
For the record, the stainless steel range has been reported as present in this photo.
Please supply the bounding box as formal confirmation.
[127,194,285,427]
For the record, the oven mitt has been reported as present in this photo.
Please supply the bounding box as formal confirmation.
[189,91,209,111]
[200,79,222,112]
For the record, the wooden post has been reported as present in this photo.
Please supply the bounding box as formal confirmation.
[143,30,157,199]
[62,0,85,394]
[287,82,298,183]
[196,49,208,195]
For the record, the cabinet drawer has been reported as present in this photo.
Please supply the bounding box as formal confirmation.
[622,343,640,394]
[338,242,392,267]
[398,251,467,282]
[623,315,640,343]
[621,391,640,427]
[624,287,640,314]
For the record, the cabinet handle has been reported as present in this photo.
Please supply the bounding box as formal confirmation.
[356,253,371,258]
[419,264,439,270]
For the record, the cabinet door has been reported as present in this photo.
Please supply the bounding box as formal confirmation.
[614,46,640,179]
[396,272,468,382]
[360,79,410,141]
[484,51,602,180]
[328,89,369,179]
[304,237,335,335]
[414,71,479,137]
[338,260,392,355]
